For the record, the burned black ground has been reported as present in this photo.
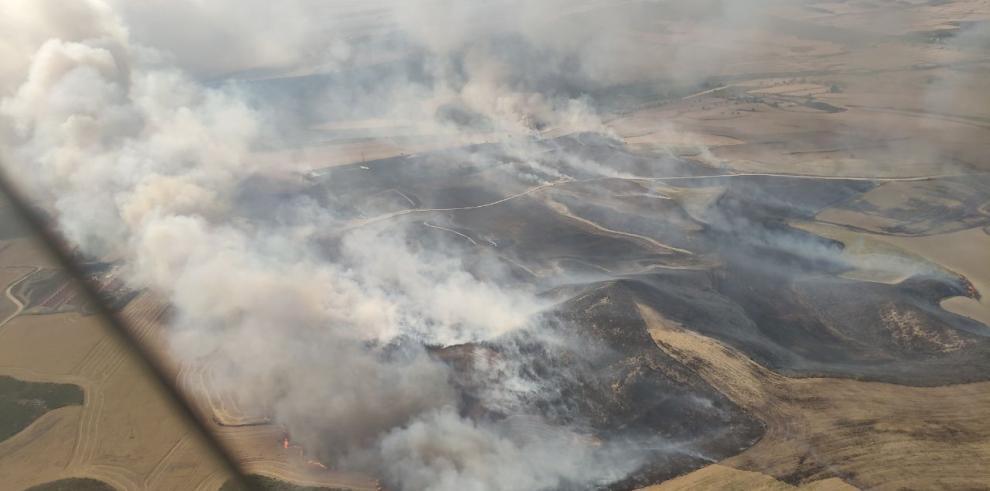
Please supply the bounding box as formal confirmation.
[271,134,990,487]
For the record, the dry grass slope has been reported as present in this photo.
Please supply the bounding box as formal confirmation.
[640,464,858,491]
[637,304,990,491]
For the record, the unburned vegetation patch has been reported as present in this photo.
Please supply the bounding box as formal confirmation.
[24,478,115,491]
[0,375,83,442]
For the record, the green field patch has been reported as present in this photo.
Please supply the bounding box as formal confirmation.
[0,375,84,442]
[25,478,115,491]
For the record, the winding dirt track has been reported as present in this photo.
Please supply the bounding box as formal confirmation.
[346,171,988,231]
[545,198,694,255]
[0,266,37,332]
[422,221,478,246]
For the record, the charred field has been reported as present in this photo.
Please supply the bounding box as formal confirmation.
[3,2,990,490]
[267,133,990,488]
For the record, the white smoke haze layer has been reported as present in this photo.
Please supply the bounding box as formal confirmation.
[368,407,645,491]
[0,0,835,489]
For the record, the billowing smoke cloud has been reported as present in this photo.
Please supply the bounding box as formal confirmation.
[0,1,711,489]
[371,408,643,491]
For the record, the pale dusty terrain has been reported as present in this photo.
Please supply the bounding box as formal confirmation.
[862,228,990,326]
[637,304,990,491]
[0,230,377,490]
[797,220,990,326]
[0,240,232,491]
[640,464,857,491]
[2,1,988,489]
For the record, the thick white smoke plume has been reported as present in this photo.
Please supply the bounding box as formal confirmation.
[18,0,963,488]
[0,1,696,489]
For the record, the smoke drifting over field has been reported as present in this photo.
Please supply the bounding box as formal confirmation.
[8,1,983,490]
[0,1,743,489]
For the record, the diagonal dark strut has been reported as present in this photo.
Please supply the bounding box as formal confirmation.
[0,165,256,490]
